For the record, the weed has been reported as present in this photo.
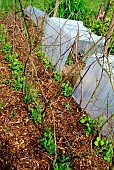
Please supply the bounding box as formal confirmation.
[5,53,24,89]
[61,82,73,97]
[45,0,56,17]
[24,84,30,103]
[94,136,113,162]
[12,70,23,78]
[29,102,45,123]
[0,0,15,16]
[64,103,70,110]
[22,25,28,35]
[84,8,114,53]
[53,71,62,83]
[84,18,109,36]
[2,41,23,91]
[40,127,55,155]
[30,89,38,102]
[52,154,71,170]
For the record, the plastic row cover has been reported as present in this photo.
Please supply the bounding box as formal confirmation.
[42,17,105,72]
[24,6,105,72]
[72,54,114,139]
[25,6,48,29]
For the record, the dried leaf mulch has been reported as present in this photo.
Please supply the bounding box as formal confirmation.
[0,14,111,170]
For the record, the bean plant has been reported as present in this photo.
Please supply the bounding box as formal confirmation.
[61,82,73,97]
[29,102,45,124]
[80,115,113,162]
[40,127,56,155]
[53,71,62,83]
[52,154,71,170]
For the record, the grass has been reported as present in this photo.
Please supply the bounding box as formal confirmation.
[0,0,49,18]
[83,0,108,15]
[0,0,107,19]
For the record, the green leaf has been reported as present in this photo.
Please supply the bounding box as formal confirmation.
[94,141,99,146]
[96,136,101,142]
[103,156,111,162]
[100,140,105,146]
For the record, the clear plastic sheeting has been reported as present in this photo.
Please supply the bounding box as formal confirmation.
[24,6,105,72]
[42,17,105,72]
[72,54,114,139]
[42,17,74,72]
[24,6,48,28]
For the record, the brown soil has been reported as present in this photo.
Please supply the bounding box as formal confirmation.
[0,14,111,170]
